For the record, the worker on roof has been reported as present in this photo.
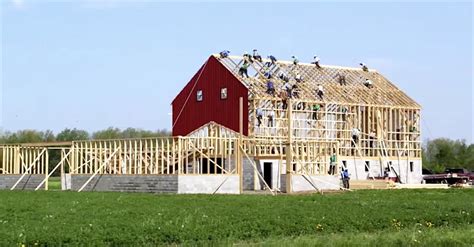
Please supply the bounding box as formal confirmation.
[264,71,272,79]
[284,81,292,98]
[316,84,324,100]
[291,56,299,65]
[279,72,290,82]
[265,55,277,67]
[364,78,373,88]
[243,51,253,63]
[256,108,263,127]
[360,62,369,72]
[312,55,321,69]
[280,90,288,110]
[219,50,230,58]
[295,72,303,83]
[292,84,300,98]
[239,61,250,78]
[253,49,262,62]
[337,73,347,85]
[266,80,275,96]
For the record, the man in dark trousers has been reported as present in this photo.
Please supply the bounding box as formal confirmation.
[341,168,350,189]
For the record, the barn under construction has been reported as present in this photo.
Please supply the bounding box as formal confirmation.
[0,54,422,194]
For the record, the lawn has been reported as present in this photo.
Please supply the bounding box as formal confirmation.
[0,189,472,246]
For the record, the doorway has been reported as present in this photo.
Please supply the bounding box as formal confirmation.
[263,162,272,189]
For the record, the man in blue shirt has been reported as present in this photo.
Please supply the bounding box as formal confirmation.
[341,168,350,189]
[219,50,230,58]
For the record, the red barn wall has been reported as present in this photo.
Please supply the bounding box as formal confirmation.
[172,56,248,136]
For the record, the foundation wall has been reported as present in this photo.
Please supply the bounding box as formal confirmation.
[70,175,179,193]
[0,175,45,190]
[69,174,240,194]
[282,174,341,192]
[178,175,239,194]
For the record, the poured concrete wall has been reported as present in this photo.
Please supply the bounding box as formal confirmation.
[341,158,422,184]
[0,175,45,190]
[178,175,239,194]
[70,175,178,193]
[289,174,341,192]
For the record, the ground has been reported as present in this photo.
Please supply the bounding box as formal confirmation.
[0,189,473,246]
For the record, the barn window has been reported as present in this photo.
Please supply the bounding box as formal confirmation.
[196,90,203,102]
[221,88,228,99]
[410,162,414,172]
[365,161,370,172]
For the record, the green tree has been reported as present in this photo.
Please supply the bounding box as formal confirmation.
[92,127,122,140]
[56,128,89,141]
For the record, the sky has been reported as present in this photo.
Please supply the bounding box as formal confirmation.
[1,1,473,142]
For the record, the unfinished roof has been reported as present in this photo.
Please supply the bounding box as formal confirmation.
[216,55,420,108]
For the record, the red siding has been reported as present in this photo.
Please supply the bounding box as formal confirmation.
[172,56,248,136]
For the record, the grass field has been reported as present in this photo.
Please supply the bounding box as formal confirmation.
[0,189,473,246]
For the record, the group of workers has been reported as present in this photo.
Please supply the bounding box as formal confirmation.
[220,50,376,105]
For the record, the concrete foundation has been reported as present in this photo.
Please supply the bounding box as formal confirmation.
[280,174,341,192]
[0,175,45,190]
[70,175,179,193]
[178,175,239,194]
[341,158,422,184]
[69,174,239,194]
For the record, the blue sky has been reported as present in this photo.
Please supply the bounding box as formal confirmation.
[1,1,472,142]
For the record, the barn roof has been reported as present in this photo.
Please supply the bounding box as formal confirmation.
[216,55,420,108]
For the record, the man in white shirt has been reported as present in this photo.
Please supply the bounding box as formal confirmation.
[364,78,373,88]
[316,84,324,100]
[267,109,275,127]
[312,55,321,68]
[351,128,360,147]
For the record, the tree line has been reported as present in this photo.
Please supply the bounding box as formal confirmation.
[0,128,472,172]
[422,138,474,172]
[0,127,171,144]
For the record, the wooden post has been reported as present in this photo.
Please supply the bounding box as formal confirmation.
[286,99,293,194]
[238,97,243,194]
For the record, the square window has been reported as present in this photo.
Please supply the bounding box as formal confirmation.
[196,90,203,102]
[221,88,227,99]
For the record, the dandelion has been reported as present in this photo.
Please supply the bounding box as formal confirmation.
[316,224,323,231]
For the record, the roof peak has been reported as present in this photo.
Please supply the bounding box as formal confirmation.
[212,54,377,72]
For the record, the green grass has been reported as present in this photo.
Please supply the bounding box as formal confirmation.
[47,177,61,190]
[0,189,472,246]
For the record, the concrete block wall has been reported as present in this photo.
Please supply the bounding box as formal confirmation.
[70,175,178,193]
[0,175,45,190]
[242,156,256,190]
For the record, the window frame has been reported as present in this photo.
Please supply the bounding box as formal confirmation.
[220,87,228,100]
[196,90,203,102]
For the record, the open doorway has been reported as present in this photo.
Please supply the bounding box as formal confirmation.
[263,162,272,189]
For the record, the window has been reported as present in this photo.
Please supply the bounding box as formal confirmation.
[410,162,414,172]
[220,88,228,99]
[365,161,370,172]
[342,160,347,169]
[196,90,203,102]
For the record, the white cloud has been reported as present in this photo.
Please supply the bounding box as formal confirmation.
[11,0,25,9]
